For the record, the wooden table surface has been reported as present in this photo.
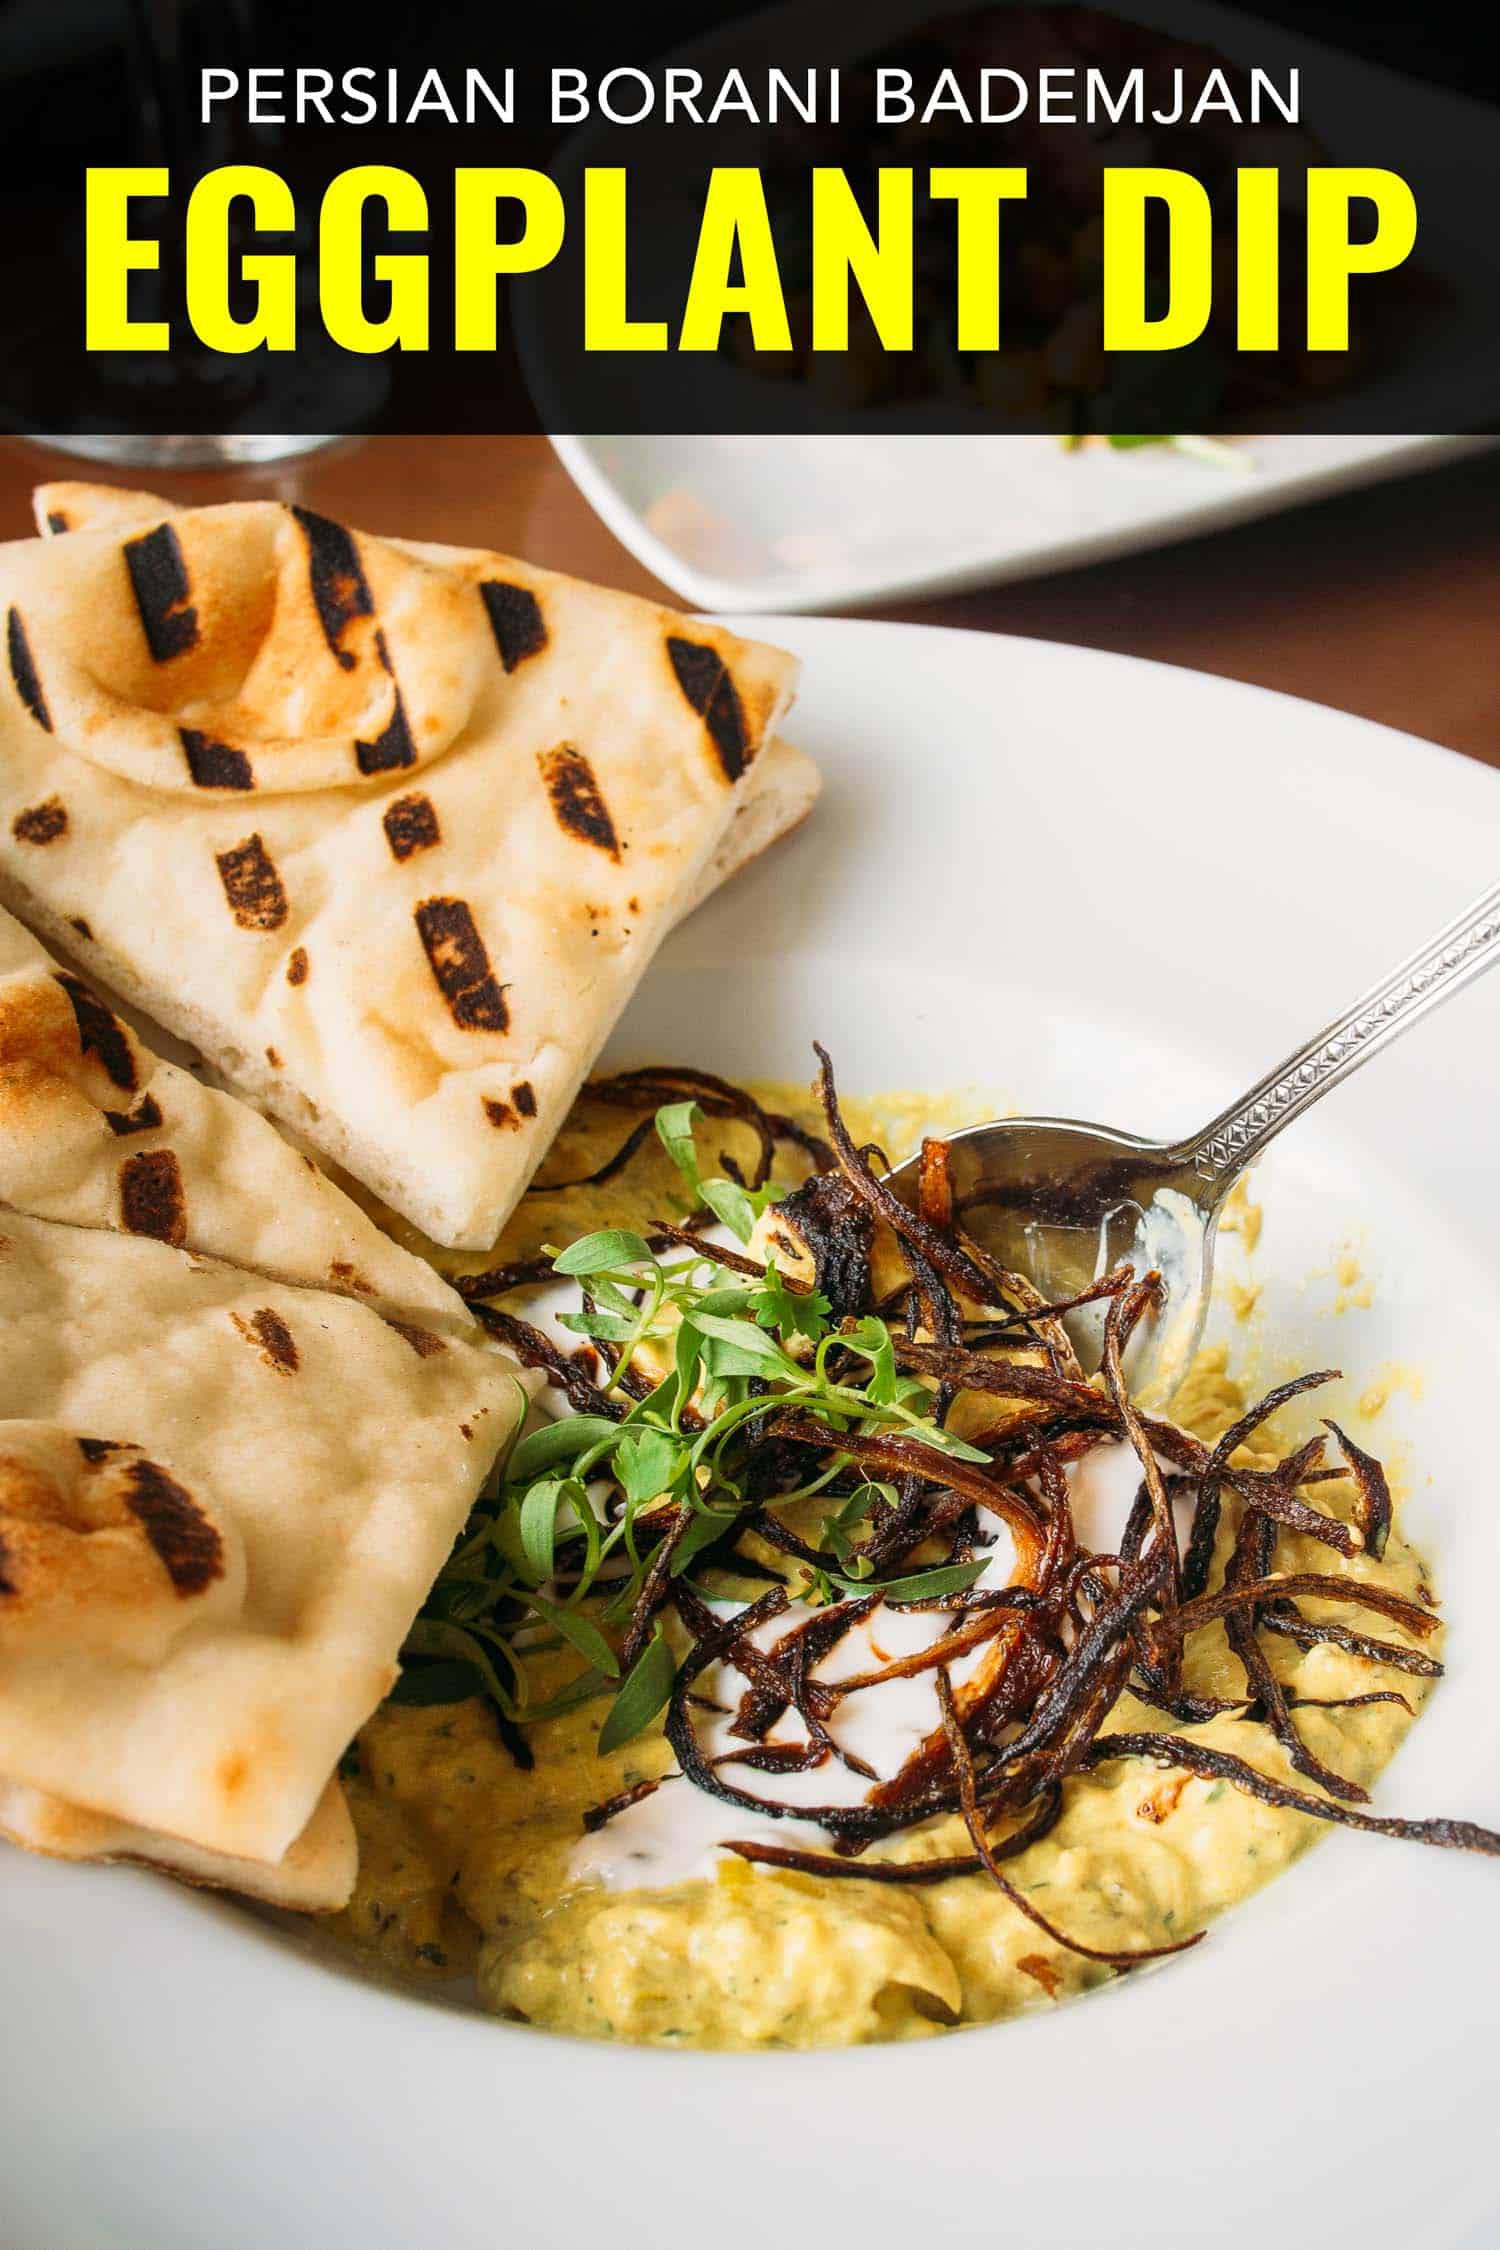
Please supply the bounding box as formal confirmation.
[7,433,1498,772]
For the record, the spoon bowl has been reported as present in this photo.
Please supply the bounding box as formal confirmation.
[884,875,1500,1400]
[885,1117,1212,1394]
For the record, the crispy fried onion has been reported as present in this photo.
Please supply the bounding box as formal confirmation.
[537,1066,833,1198]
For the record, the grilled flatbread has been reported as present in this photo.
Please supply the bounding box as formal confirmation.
[0,1773,355,1912]
[0,904,465,1325]
[0,488,805,1247]
[34,483,172,539]
[30,482,820,920]
[0,910,528,1901]
[38,468,819,928]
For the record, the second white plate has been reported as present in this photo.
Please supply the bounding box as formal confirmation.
[551,432,1490,611]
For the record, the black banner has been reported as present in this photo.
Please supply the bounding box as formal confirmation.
[5,0,1499,437]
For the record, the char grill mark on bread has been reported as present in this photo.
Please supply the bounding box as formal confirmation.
[119,1148,186,1245]
[230,1307,300,1375]
[538,742,621,861]
[383,1317,447,1359]
[479,579,547,671]
[180,728,254,791]
[53,972,136,1092]
[414,897,510,1033]
[214,835,289,932]
[0,1432,229,1627]
[382,792,441,862]
[288,513,420,774]
[667,635,753,782]
[291,505,374,669]
[119,1456,225,1595]
[102,1093,164,1138]
[6,609,51,733]
[11,798,66,845]
[122,525,198,662]
[354,630,417,774]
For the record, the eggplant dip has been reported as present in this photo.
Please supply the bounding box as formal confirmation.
[327,1056,1490,2048]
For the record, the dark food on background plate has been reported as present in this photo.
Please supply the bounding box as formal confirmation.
[732,4,1369,431]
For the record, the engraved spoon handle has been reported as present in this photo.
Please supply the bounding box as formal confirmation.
[1180,877,1500,1200]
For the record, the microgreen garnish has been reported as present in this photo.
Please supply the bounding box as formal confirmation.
[655,1096,786,1242]
[553,1228,656,1276]
[597,1628,677,1753]
[408,1189,1003,1748]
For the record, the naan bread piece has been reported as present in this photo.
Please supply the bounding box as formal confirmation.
[0,490,803,1247]
[0,1772,355,1912]
[33,482,178,540]
[30,482,820,917]
[0,1228,524,1865]
[0,915,528,1882]
[0,904,465,1327]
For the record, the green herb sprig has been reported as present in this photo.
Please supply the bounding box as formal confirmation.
[400,1106,995,1750]
[652,1097,786,1242]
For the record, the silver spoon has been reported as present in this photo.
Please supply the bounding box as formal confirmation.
[886,877,1500,1400]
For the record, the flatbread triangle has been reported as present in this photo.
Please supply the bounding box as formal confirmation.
[0,488,809,1249]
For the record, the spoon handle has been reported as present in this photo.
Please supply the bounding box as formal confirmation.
[1183,876,1500,1196]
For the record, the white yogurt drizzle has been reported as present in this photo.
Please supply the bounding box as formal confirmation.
[1125,1188,1209,1402]
[568,1437,1188,1892]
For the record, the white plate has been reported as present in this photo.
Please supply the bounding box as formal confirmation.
[5,623,1500,2250]
[552,432,1492,611]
